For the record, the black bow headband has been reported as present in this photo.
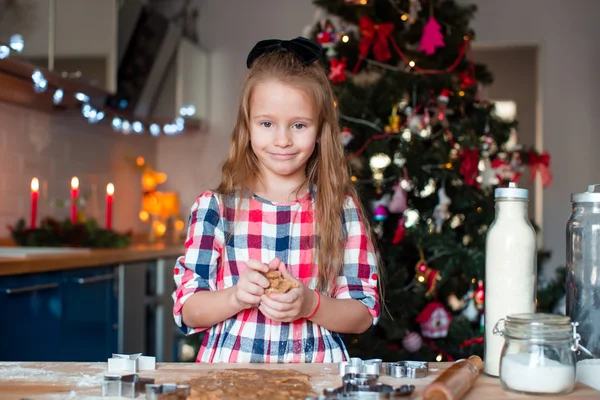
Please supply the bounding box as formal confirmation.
[246,37,323,69]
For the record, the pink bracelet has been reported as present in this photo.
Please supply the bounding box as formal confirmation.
[305,290,321,320]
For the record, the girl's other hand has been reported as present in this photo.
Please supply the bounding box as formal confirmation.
[231,259,272,310]
[259,261,318,322]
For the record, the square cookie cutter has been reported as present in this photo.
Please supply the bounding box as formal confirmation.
[338,357,383,376]
[384,361,429,379]
[108,353,156,373]
[101,373,155,398]
[145,383,191,400]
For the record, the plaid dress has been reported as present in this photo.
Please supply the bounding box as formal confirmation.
[172,190,380,363]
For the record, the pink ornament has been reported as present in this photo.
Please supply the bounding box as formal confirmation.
[402,331,423,352]
[419,16,445,55]
[373,204,388,221]
[389,183,408,214]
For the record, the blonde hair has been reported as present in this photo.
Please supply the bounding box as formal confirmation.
[217,51,382,293]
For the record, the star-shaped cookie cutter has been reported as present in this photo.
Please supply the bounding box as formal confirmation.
[338,357,383,376]
[384,361,429,379]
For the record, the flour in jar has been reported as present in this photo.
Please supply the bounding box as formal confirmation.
[500,353,575,394]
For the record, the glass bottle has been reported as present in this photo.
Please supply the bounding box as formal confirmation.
[484,182,537,377]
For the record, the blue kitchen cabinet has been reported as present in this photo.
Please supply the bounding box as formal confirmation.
[60,267,118,361]
[0,267,118,361]
[0,271,63,361]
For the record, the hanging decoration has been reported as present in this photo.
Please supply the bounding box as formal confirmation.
[353,15,394,72]
[402,331,423,352]
[392,216,406,245]
[492,158,521,183]
[419,16,445,55]
[369,153,392,193]
[416,302,452,339]
[389,170,409,213]
[528,151,553,187]
[414,248,442,296]
[432,186,451,233]
[408,0,422,24]
[328,57,347,83]
[340,127,354,146]
[384,104,402,134]
[458,148,480,187]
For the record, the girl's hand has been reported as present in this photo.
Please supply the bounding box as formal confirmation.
[259,260,318,322]
[231,259,277,310]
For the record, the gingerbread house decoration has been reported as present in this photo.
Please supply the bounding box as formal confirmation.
[416,301,452,339]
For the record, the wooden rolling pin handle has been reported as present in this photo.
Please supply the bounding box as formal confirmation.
[422,355,483,400]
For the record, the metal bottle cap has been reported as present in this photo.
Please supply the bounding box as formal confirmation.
[571,184,600,203]
[494,182,528,199]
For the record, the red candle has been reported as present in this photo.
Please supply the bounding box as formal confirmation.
[30,177,39,229]
[106,183,114,230]
[70,176,79,224]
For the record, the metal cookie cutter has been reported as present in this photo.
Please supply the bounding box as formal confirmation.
[101,374,155,398]
[385,361,429,379]
[338,357,383,376]
[317,373,415,399]
[145,383,191,400]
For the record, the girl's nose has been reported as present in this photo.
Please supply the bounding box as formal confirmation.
[274,128,292,147]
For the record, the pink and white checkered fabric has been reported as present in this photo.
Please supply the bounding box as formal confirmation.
[172,190,380,363]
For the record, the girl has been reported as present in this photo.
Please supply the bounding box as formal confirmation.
[173,37,381,363]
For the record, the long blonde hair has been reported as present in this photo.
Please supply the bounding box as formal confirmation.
[217,51,382,293]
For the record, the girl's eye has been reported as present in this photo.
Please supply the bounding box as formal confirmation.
[292,123,306,130]
[261,121,273,128]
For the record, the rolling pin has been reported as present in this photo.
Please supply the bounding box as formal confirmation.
[422,355,483,400]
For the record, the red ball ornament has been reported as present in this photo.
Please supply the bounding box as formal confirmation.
[475,280,484,305]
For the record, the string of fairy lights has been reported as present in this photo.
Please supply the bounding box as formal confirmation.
[1,34,195,136]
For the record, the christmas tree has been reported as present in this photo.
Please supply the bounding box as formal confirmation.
[304,0,561,362]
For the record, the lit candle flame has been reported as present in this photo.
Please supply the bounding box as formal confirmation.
[106,183,114,195]
[71,176,79,189]
[31,177,39,192]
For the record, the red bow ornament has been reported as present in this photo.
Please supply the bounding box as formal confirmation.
[358,16,394,61]
[328,58,347,83]
[528,151,553,187]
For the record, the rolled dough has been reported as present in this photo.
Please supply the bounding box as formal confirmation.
[187,368,314,400]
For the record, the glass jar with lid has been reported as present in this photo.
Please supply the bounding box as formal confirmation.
[493,313,580,395]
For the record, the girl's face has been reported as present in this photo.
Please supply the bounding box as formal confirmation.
[249,79,318,185]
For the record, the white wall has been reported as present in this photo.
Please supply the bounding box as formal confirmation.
[0,102,157,236]
[156,0,317,210]
[157,0,598,274]
[0,0,117,58]
[459,0,600,273]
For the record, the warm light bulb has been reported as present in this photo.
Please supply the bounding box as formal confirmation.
[409,61,416,68]
[401,14,408,21]
[341,34,350,43]
[106,183,114,195]
[459,90,465,97]
[31,177,39,192]
[155,222,167,236]
[174,220,185,231]
[71,177,79,189]
[436,354,443,362]
[136,156,145,166]
[351,176,357,182]
[139,210,149,222]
